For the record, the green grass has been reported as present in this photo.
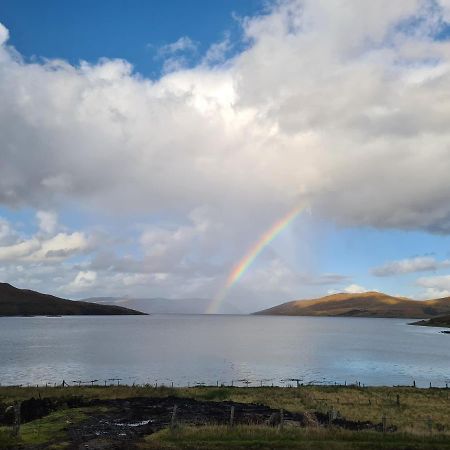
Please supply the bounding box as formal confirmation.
[142,425,450,449]
[0,428,16,449]
[1,385,449,448]
[2,385,450,434]
[0,406,107,448]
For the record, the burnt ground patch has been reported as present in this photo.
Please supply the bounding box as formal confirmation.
[0,396,86,425]
[0,395,396,448]
[66,396,394,446]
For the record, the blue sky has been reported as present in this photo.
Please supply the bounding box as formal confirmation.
[0,0,262,76]
[1,0,450,312]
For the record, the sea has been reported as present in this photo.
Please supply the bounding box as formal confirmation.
[0,315,449,388]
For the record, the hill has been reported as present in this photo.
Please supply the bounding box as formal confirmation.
[254,291,450,319]
[0,283,145,316]
[411,314,450,328]
[85,296,242,315]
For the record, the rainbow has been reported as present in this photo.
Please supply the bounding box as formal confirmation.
[206,204,304,314]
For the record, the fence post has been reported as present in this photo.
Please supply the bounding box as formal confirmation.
[427,416,432,436]
[229,406,235,427]
[279,409,284,431]
[382,414,387,433]
[13,401,21,437]
[170,405,178,430]
[396,394,400,407]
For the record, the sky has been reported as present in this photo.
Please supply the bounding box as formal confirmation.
[2,0,450,313]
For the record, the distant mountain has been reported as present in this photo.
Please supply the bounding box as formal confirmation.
[411,314,450,328]
[0,283,145,316]
[85,296,242,315]
[254,292,450,319]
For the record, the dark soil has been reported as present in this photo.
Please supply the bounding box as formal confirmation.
[68,396,397,446]
[0,396,396,448]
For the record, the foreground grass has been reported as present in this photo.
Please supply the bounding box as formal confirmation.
[0,385,449,448]
[0,406,106,448]
[142,425,450,450]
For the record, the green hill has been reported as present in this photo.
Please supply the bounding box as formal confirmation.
[0,282,145,316]
[254,291,450,319]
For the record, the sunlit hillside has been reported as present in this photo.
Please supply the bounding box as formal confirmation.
[255,292,450,318]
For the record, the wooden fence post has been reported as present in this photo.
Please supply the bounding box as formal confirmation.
[382,414,387,433]
[170,405,178,430]
[229,406,235,427]
[12,401,21,437]
[279,409,284,431]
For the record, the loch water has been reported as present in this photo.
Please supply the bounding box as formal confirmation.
[0,315,449,387]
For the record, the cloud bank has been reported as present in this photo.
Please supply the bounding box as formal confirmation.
[1,1,450,231]
[372,256,450,276]
[2,1,450,307]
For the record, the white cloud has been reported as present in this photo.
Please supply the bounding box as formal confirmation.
[3,1,450,305]
[0,213,90,263]
[372,256,450,276]
[415,271,450,298]
[0,219,16,245]
[202,35,232,65]
[67,270,97,292]
[0,22,8,46]
[36,211,58,234]
[0,2,450,232]
[438,0,450,21]
[419,287,450,299]
[0,238,40,261]
[157,36,198,56]
[0,232,89,262]
[343,284,367,294]
[416,273,450,295]
[156,36,199,73]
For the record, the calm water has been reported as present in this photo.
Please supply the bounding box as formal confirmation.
[0,315,449,388]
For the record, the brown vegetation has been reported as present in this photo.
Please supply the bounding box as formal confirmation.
[255,291,450,318]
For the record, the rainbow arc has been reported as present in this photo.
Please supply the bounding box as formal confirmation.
[206,204,304,313]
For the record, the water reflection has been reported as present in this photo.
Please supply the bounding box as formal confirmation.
[0,315,449,387]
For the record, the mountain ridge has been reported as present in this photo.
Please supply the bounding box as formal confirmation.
[254,291,450,319]
[85,296,242,315]
[0,283,146,316]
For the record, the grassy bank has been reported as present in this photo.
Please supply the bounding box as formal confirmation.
[1,385,449,449]
[144,426,450,450]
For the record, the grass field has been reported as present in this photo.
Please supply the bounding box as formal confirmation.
[0,385,449,449]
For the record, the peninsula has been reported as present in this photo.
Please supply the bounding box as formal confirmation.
[0,283,145,316]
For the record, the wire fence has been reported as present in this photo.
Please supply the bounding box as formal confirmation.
[1,377,450,389]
